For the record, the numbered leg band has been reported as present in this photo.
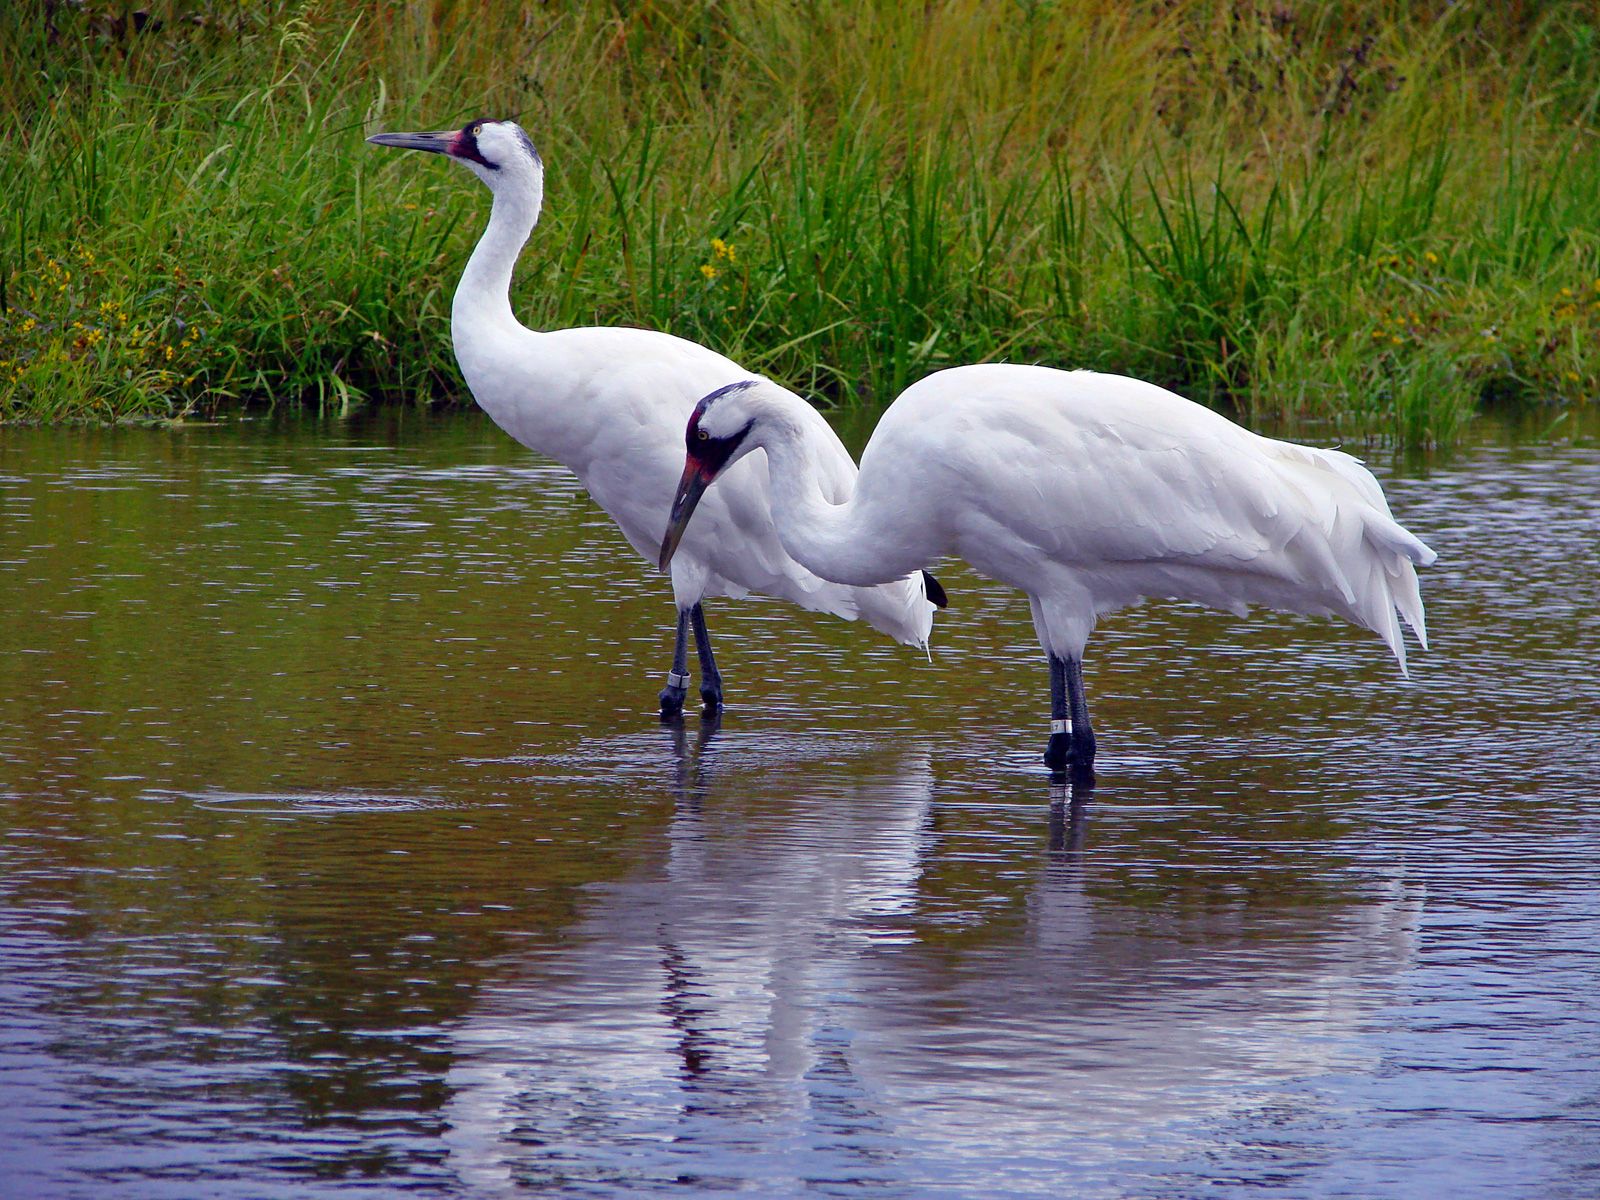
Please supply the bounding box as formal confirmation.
[1050,719,1072,735]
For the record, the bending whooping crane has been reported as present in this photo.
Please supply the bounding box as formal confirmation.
[365,118,943,716]
[659,366,1436,781]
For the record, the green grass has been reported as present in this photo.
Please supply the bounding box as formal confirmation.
[2,1,1597,442]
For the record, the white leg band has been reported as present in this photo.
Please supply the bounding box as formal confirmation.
[667,671,691,690]
[1050,719,1072,735]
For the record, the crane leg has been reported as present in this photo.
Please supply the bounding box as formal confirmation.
[1043,654,1096,783]
[1044,655,1070,769]
[1064,655,1096,781]
[690,603,723,713]
[659,609,692,719]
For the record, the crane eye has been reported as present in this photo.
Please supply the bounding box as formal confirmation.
[696,429,709,441]
[471,123,484,137]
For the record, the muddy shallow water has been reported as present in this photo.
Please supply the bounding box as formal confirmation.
[1,410,1596,1198]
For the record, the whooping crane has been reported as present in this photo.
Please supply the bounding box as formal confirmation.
[366,118,942,716]
[660,366,1436,780]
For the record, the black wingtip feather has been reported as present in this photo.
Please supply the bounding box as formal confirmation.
[921,570,948,609]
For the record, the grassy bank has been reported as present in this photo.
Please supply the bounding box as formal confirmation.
[2,1,1597,442]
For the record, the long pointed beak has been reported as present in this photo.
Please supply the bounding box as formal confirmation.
[365,130,456,155]
[658,460,712,572]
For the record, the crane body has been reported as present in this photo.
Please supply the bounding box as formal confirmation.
[367,119,940,715]
[661,365,1436,780]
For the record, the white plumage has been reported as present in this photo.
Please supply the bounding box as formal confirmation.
[661,365,1436,779]
[367,118,938,714]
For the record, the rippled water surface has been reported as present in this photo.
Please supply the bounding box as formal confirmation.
[2,411,1597,1199]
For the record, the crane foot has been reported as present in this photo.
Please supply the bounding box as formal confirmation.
[659,672,690,720]
[1043,732,1072,771]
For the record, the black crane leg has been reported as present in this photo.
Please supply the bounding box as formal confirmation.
[1043,654,1096,784]
[659,609,691,719]
[690,603,723,713]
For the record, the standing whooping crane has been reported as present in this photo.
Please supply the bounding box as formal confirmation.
[365,118,943,716]
[659,366,1436,781]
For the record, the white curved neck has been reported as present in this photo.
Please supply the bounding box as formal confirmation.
[755,409,926,589]
[453,173,543,336]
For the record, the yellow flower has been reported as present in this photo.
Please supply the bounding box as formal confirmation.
[164,345,174,361]
[711,237,735,263]
[1424,251,1438,264]
[700,263,719,281]
[1566,371,1580,382]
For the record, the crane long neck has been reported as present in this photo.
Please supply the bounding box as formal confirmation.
[755,415,924,589]
[454,177,542,336]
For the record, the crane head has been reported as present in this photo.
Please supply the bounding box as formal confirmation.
[366,118,540,188]
[658,381,760,572]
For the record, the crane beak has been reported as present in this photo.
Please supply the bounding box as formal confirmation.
[365,130,457,155]
[658,460,712,572]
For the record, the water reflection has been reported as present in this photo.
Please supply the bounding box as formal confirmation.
[432,727,1443,1197]
[443,724,939,1193]
[1,412,1598,1197]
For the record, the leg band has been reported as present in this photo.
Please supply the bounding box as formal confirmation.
[1050,718,1072,734]
[667,671,691,690]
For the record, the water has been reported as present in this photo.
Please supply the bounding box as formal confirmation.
[1,410,1596,1199]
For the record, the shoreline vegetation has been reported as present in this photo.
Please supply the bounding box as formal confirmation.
[1,2,1596,443]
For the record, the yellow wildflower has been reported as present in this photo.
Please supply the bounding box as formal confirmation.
[700,263,719,281]
[711,237,736,263]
